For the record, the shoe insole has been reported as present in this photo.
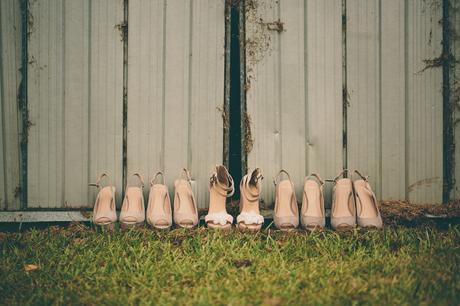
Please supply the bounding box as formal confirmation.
[333,183,353,218]
[354,180,378,218]
[175,182,195,216]
[304,181,323,217]
[208,185,227,214]
[241,178,260,214]
[276,181,295,217]
[148,185,169,218]
[123,187,143,213]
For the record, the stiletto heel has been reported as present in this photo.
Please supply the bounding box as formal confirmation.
[146,171,172,230]
[173,169,199,228]
[120,173,145,229]
[301,173,325,231]
[331,170,356,231]
[205,165,234,230]
[90,173,116,231]
[237,168,264,232]
[273,170,299,231]
[353,170,383,229]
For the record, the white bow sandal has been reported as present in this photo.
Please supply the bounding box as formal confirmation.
[205,165,235,230]
[146,171,172,230]
[237,168,264,232]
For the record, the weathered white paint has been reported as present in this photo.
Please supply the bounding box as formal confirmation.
[0,0,22,210]
[406,0,443,203]
[246,0,445,205]
[27,0,124,208]
[127,0,226,209]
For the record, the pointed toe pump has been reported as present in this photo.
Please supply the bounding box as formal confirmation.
[301,173,325,231]
[120,173,145,229]
[273,170,299,231]
[353,170,383,229]
[173,169,199,228]
[237,168,264,232]
[90,173,117,230]
[146,171,172,230]
[331,170,356,231]
[205,165,235,230]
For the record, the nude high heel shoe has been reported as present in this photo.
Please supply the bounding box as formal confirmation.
[273,170,299,231]
[237,168,264,232]
[301,173,325,230]
[205,165,235,230]
[146,171,172,230]
[353,170,383,229]
[120,173,145,229]
[331,170,356,231]
[90,173,117,230]
[173,169,199,228]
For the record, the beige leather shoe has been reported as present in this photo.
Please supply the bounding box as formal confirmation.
[301,173,325,231]
[90,173,117,231]
[205,165,234,230]
[120,173,145,229]
[273,170,299,231]
[237,168,264,232]
[146,171,172,230]
[331,170,356,231]
[353,170,383,229]
[173,169,199,228]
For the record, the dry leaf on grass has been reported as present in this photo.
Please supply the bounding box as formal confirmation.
[24,264,39,271]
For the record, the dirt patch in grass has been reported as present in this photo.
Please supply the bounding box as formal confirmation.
[380,200,460,227]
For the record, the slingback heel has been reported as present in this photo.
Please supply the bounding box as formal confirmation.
[237,168,264,232]
[301,173,325,231]
[273,170,299,231]
[120,173,145,229]
[353,170,383,229]
[205,165,235,230]
[146,171,172,230]
[331,170,356,231]
[90,173,117,231]
[173,169,199,228]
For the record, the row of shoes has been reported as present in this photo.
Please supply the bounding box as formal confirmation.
[91,166,382,231]
[273,169,383,231]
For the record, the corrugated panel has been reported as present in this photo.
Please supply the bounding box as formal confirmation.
[246,0,343,206]
[452,0,460,200]
[27,0,124,208]
[406,0,443,203]
[380,0,406,200]
[347,0,381,197]
[127,0,226,209]
[246,0,445,205]
[0,0,21,210]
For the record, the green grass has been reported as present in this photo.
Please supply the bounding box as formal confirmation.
[0,224,459,305]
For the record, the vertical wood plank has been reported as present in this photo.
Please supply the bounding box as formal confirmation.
[189,0,225,208]
[407,0,443,203]
[305,0,343,181]
[347,0,381,196]
[380,0,406,200]
[0,0,22,210]
[27,0,124,208]
[246,0,283,207]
